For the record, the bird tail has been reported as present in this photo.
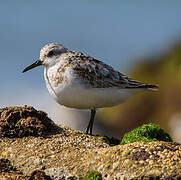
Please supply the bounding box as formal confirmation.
[123,77,159,91]
[141,84,159,91]
[125,83,159,91]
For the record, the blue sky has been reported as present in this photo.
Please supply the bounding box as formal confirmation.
[1,1,181,128]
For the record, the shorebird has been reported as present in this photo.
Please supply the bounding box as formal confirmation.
[23,43,158,135]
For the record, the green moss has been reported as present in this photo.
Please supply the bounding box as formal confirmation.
[120,123,173,145]
[84,171,102,180]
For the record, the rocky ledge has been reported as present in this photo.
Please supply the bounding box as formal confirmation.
[0,106,181,179]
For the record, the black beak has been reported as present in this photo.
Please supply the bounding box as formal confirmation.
[22,60,42,73]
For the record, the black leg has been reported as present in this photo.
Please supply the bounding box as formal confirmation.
[86,109,96,135]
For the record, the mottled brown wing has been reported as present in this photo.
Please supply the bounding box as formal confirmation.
[69,52,158,89]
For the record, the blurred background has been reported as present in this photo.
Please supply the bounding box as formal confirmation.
[1,1,181,142]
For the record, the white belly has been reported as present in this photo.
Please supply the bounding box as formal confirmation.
[44,67,140,109]
[55,86,133,109]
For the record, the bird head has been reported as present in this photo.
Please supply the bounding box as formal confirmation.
[22,43,68,73]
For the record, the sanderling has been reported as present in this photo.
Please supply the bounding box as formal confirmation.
[23,43,158,135]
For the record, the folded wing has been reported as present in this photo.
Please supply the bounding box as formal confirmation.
[69,52,158,90]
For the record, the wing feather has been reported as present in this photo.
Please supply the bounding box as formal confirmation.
[67,51,158,90]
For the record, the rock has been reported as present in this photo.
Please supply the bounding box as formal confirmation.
[0,158,15,172]
[29,170,52,180]
[0,172,28,180]
[0,106,62,137]
[0,106,181,179]
[0,170,52,180]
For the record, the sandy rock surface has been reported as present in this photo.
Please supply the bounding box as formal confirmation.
[0,106,181,179]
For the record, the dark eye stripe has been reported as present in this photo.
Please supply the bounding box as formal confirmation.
[47,50,55,57]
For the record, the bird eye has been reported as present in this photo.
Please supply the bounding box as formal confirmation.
[48,50,55,57]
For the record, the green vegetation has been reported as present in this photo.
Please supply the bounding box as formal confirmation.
[84,171,102,180]
[120,123,173,145]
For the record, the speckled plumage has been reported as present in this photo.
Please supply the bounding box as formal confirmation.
[57,50,156,89]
